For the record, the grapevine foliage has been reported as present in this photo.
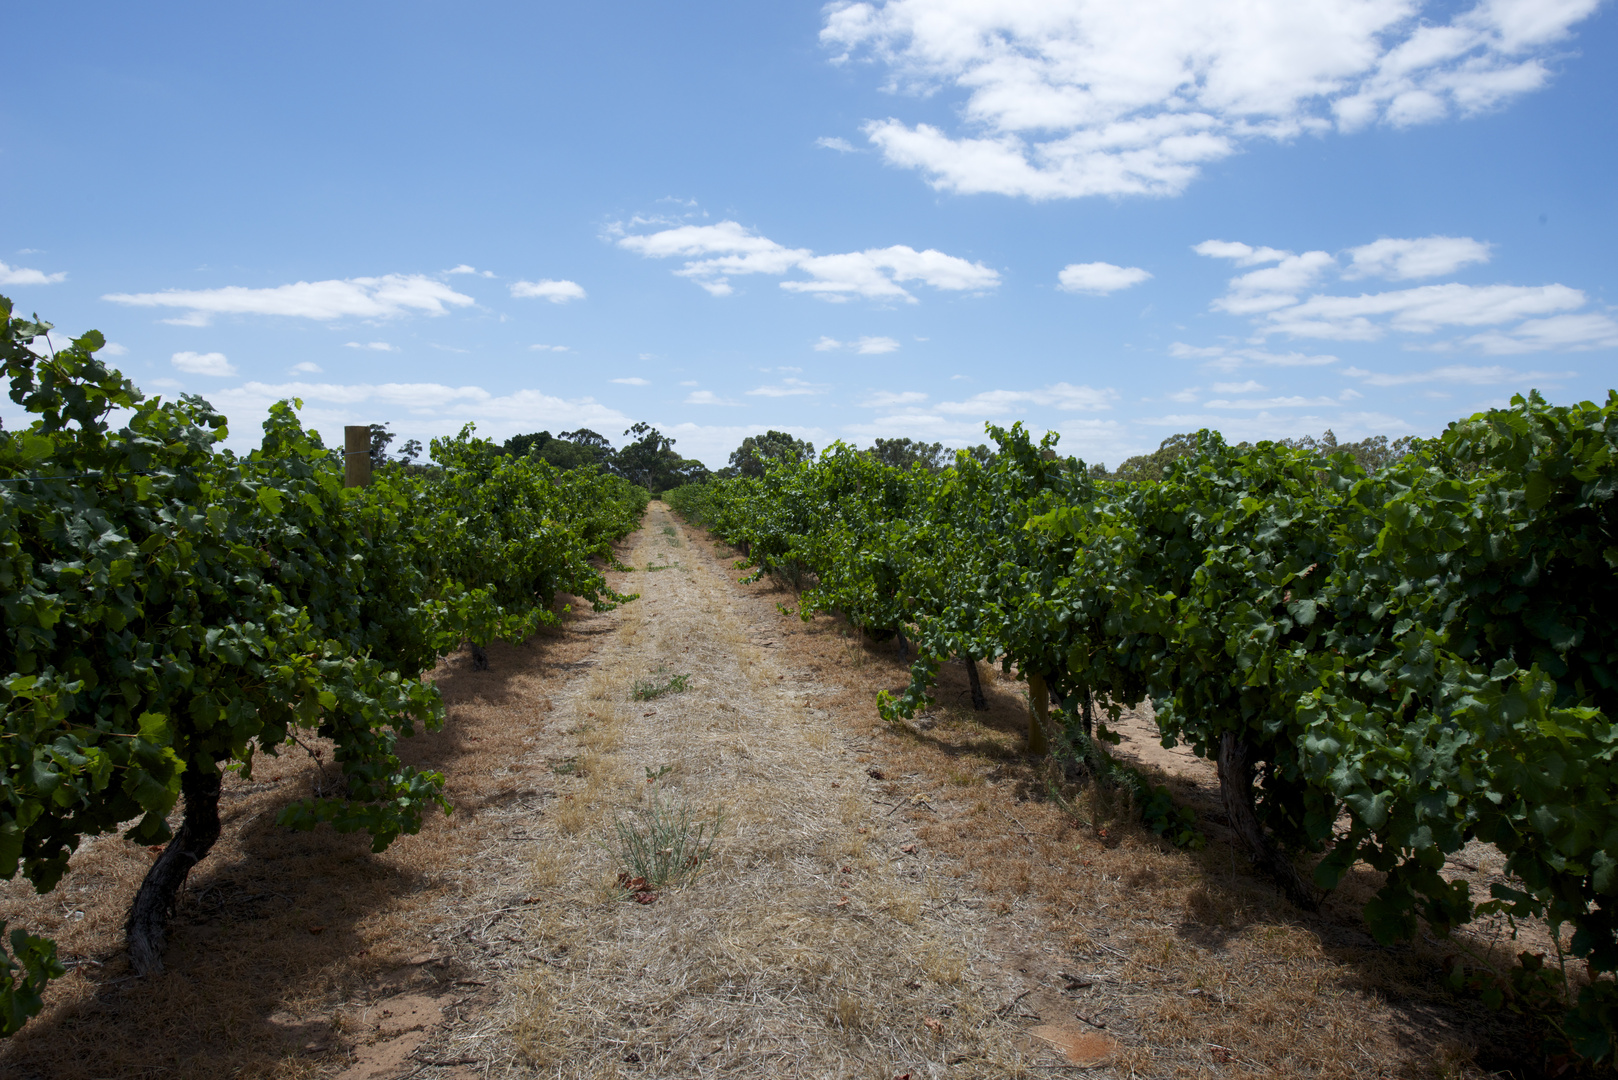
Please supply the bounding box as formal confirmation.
[668,394,1618,1060]
[0,297,646,1032]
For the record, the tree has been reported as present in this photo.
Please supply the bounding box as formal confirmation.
[728,430,815,478]
[1276,428,1421,471]
[1111,432,1207,482]
[501,429,616,471]
[502,431,553,459]
[367,423,395,470]
[615,422,709,492]
[869,437,947,471]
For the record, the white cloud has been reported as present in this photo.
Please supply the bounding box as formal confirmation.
[345,341,398,352]
[106,274,475,324]
[0,261,67,286]
[101,342,128,357]
[613,377,650,386]
[292,362,323,374]
[172,351,237,376]
[1265,283,1587,339]
[817,136,859,152]
[618,220,999,302]
[822,0,1601,200]
[446,264,496,277]
[510,278,587,303]
[856,336,901,353]
[1204,389,1363,409]
[637,352,657,360]
[679,380,699,386]
[1058,262,1152,295]
[936,382,1117,415]
[1194,237,1612,351]
[1211,380,1266,393]
[1169,342,1341,371]
[1344,236,1492,279]
[685,389,742,406]
[863,390,929,406]
[747,378,828,398]
[1458,313,1618,354]
[530,343,570,352]
[813,335,903,354]
[1342,363,1574,386]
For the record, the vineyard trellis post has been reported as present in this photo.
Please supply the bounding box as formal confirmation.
[345,424,372,487]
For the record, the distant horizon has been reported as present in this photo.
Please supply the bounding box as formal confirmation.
[5,0,1615,471]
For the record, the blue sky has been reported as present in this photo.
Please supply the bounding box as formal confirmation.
[4,0,1615,469]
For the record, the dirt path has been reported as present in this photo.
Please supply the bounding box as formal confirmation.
[437,502,1079,1078]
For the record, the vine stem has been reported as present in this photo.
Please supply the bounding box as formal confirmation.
[1216,733,1319,911]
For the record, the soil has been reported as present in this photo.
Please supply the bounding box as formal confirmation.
[0,502,1554,1078]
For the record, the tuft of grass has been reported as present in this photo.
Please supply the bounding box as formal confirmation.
[608,788,722,890]
[632,671,691,700]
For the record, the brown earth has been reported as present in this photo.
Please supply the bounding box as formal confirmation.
[0,502,1550,1078]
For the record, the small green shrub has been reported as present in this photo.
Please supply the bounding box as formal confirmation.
[632,671,691,701]
[609,788,722,891]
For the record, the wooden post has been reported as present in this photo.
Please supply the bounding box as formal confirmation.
[345,425,372,488]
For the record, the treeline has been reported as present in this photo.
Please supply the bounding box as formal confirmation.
[0,298,647,1033]
[667,395,1618,1063]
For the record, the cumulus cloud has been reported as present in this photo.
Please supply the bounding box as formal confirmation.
[446,264,496,277]
[856,336,902,353]
[291,362,323,374]
[822,0,1601,199]
[935,382,1117,415]
[1344,236,1492,279]
[1058,262,1152,295]
[1456,313,1618,355]
[1204,389,1363,409]
[171,351,237,376]
[747,378,828,398]
[101,342,128,357]
[817,136,859,152]
[1342,363,1574,386]
[1192,237,1618,351]
[0,261,67,286]
[1169,342,1341,371]
[106,274,475,324]
[617,220,999,302]
[613,377,650,385]
[814,335,904,353]
[510,278,587,303]
[685,389,743,406]
[345,341,398,351]
[862,390,929,406]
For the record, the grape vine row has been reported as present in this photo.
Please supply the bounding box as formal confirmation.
[668,392,1618,1060]
[0,298,647,1032]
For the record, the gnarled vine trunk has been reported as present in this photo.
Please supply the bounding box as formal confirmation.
[1216,733,1319,911]
[1026,671,1051,756]
[126,766,223,976]
[963,654,987,711]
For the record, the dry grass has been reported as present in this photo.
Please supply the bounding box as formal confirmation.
[486,506,1048,1078]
